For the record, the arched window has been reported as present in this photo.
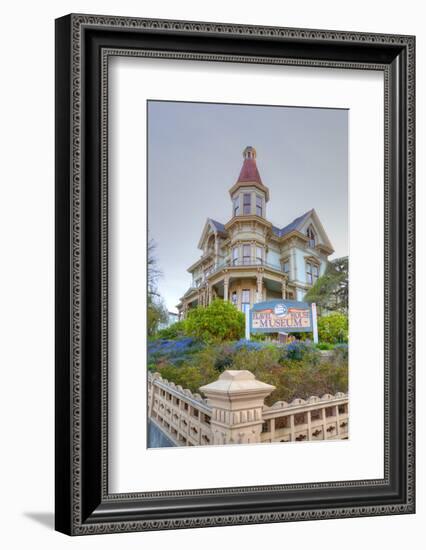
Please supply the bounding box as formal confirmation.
[307,226,316,248]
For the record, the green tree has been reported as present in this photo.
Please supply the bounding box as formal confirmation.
[304,256,348,314]
[184,299,245,343]
[147,294,168,337]
[317,312,348,344]
[147,238,167,336]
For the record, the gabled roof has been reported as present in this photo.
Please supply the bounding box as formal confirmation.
[209,219,226,233]
[272,209,313,238]
[271,208,334,252]
[197,218,227,250]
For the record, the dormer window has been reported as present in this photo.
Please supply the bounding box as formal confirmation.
[307,226,316,248]
[233,196,240,216]
[243,193,251,215]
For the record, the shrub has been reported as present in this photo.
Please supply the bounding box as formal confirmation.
[318,312,348,344]
[333,343,349,363]
[282,340,319,362]
[251,332,269,342]
[157,348,219,393]
[184,299,245,343]
[213,345,234,373]
[155,320,186,340]
[231,346,282,382]
[315,342,334,350]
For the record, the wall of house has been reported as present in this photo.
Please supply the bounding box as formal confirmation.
[294,248,308,284]
[266,248,281,268]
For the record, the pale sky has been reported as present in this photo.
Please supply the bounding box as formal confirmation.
[148,101,348,312]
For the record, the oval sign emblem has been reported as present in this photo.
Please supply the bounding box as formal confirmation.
[274,303,288,317]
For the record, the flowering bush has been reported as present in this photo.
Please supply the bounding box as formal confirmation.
[147,337,202,364]
[283,340,318,362]
[147,334,348,404]
[232,339,266,352]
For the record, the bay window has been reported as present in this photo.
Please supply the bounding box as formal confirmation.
[256,194,263,217]
[232,246,239,266]
[242,244,251,265]
[243,193,251,215]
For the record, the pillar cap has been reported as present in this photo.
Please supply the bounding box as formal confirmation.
[200,369,275,396]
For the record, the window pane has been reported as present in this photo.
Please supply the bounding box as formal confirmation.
[256,246,262,264]
[243,244,251,264]
[256,195,263,216]
[243,193,251,214]
[233,197,239,216]
[232,247,238,265]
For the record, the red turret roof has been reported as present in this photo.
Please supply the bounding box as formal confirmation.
[229,146,270,201]
[237,157,263,185]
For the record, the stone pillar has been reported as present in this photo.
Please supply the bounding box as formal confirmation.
[224,274,229,301]
[270,417,275,442]
[208,285,213,305]
[307,410,312,440]
[335,405,340,437]
[200,370,275,446]
[321,407,327,440]
[290,413,295,441]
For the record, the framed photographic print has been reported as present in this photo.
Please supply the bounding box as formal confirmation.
[55,14,415,535]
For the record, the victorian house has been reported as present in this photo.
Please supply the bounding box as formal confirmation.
[177,146,334,318]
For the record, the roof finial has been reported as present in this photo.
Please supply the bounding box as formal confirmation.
[243,145,257,160]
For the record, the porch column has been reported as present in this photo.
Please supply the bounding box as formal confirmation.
[281,278,287,299]
[214,233,220,267]
[208,284,213,305]
[224,274,229,301]
[256,273,263,303]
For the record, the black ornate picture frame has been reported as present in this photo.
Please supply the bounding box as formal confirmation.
[55,14,415,535]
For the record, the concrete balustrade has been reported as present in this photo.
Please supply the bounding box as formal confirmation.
[148,370,348,447]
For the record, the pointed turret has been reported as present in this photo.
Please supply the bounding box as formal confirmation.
[237,146,264,185]
[229,146,270,218]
